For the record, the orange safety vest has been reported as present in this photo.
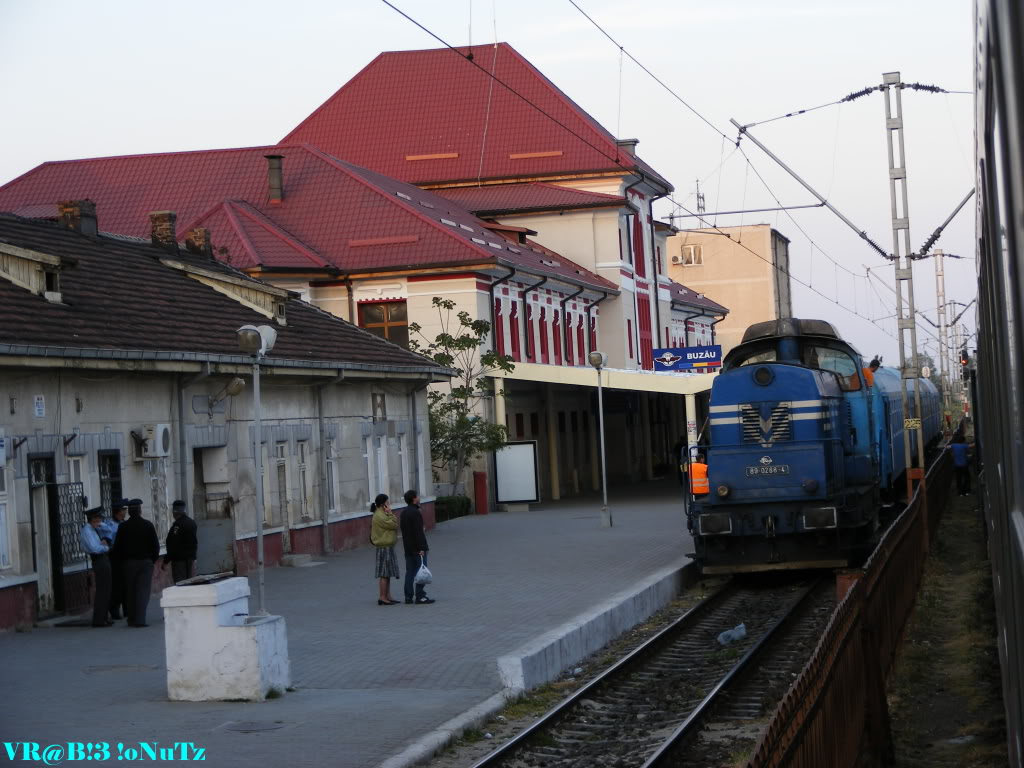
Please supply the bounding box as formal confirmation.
[690,463,709,495]
[862,367,875,387]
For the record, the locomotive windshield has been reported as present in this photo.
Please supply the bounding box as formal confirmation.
[731,348,777,367]
[802,345,861,391]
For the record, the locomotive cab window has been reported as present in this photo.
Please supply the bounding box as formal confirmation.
[732,348,777,367]
[801,345,860,391]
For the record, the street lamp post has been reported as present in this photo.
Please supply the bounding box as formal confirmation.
[588,351,612,528]
[237,324,277,616]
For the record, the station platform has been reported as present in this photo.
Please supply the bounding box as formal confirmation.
[0,480,695,768]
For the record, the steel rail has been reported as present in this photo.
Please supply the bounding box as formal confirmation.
[467,581,735,768]
[640,580,822,768]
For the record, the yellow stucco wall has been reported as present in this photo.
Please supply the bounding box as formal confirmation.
[665,224,791,356]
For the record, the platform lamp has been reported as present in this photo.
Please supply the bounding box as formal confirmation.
[237,324,278,615]
[588,351,613,528]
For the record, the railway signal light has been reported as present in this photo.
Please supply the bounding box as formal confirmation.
[960,349,969,369]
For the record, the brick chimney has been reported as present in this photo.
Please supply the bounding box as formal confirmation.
[149,211,178,252]
[184,227,213,258]
[265,155,283,204]
[616,138,639,157]
[57,200,98,236]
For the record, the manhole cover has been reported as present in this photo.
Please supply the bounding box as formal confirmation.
[222,721,286,733]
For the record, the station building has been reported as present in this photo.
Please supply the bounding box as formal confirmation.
[0,42,729,504]
[0,205,445,630]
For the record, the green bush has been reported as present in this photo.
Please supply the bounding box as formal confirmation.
[435,495,472,522]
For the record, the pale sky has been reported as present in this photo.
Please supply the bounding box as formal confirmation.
[0,0,976,367]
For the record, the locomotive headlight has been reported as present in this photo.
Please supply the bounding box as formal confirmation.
[801,478,819,494]
[753,366,774,386]
[716,484,731,498]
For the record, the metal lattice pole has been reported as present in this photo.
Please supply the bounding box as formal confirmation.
[881,71,927,498]
[935,250,951,424]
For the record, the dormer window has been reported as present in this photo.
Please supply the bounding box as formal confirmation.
[275,301,288,325]
[0,242,73,303]
[43,268,62,303]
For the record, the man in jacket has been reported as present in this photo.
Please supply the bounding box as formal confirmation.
[162,500,198,583]
[400,489,434,604]
[111,498,160,627]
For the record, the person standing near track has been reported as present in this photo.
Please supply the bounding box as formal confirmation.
[689,454,710,498]
[400,490,434,605]
[951,434,971,495]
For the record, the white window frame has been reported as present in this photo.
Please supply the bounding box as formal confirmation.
[0,465,9,569]
[297,440,310,519]
[325,439,337,514]
[362,434,375,505]
[273,442,288,525]
[681,244,703,266]
[398,432,410,497]
[68,456,84,485]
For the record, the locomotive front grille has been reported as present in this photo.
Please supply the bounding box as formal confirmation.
[740,403,791,447]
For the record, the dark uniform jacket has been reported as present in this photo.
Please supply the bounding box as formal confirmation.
[400,504,429,557]
[164,515,198,563]
[111,516,160,562]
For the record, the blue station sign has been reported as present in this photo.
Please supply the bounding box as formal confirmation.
[653,345,723,371]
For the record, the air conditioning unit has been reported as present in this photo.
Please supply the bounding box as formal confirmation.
[670,254,684,265]
[139,423,172,458]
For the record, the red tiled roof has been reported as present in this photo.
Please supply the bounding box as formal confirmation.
[280,43,671,189]
[0,145,615,292]
[434,182,625,214]
[666,278,728,314]
[0,214,442,372]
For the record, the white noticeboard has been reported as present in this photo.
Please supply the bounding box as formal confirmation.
[495,441,539,504]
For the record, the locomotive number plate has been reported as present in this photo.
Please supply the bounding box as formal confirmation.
[904,418,922,429]
[745,465,790,476]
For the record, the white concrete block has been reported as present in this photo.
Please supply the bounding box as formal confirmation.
[161,577,291,702]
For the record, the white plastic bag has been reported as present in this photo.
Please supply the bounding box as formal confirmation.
[717,623,747,646]
[413,557,433,585]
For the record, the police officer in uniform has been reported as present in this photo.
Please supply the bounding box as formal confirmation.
[162,500,198,583]
[100,499,129,620]
[111,498,159,627]
[79,507,112,627]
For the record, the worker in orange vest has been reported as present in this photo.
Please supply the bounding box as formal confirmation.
[690,454,710,496]
[861,358,880,388]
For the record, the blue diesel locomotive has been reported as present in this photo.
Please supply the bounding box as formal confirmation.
[691,318,941,574]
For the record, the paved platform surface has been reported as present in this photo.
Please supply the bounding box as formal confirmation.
[1,480,694,767]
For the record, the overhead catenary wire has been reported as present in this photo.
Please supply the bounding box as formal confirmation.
[670,195,896,339]
[565,0,734,144]
[739,81,971,130]
[379,0,898,340]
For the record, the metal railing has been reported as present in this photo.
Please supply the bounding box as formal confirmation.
[746,448,952,768]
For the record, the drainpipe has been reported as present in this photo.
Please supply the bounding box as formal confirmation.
[680,311,703,347]
[584,291,610,356]
[316,371,345,554]
[488,267,517,351]
[520,277,547,361]
[559,286,585,363]
[647,189,669,346]
[345,275,356,325]
[409,380,431,497]
[176,363,211,503]
[708,314,726,345]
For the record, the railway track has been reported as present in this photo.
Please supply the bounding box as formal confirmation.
[469,577,827,768]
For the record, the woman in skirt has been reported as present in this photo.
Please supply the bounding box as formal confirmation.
[370,493,401,605]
